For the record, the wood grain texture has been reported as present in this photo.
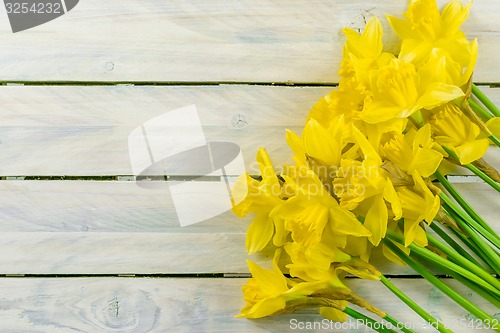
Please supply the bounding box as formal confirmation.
[0,0,497,330]
[0,0,497,82]
[0,85,499,176]
[0,278,495,332]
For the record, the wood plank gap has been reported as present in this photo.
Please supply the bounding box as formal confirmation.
[0,81,339,87]
[0,274,469,279]
[0,81,497,88]
[0,273,228,278]
[1,174,484,183]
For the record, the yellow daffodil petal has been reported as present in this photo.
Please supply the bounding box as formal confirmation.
[239,297,286,318]
[246,213,274,254]
[408,148,443,177]
[231,173,255,217]
[272,197,329,247]
[247,259,288,294]
[257,148,280,187]
[403,219,420,247]
[352,125,382,164]
[329,207,372,237]
[399,39,432,66]
[441,0,472,36]
[382,241,410,266]
[486,117,500,138]
[413,225,428,247]
[334,259,382,280]
[320,307,348,322]
[416,82,464,111]
[383,180,402,219]
[272,218,289,247]
[364,195,388,246]
[286,128,307,167]
[455,139,489,165]
[342,17,383,59]
[386,15,416,40]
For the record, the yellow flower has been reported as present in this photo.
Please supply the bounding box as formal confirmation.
[232,148,283,254]
[360,58,464,124]
[237,250,350,320]
[342,17,395,87]
[270,168,371,248]
[237,258,291,318]
[486,117,500,138]
[381,124,444,177]
[387,0,474,72]
[430,103,490,164]
[286,116,352,189]
[424,44,477,87]
[287,117,345,168]
[307,78,366,132]
[396,171,440,246]
[284,241,351,283]
[333,127,402,246]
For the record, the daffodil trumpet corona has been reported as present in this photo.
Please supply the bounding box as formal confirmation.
[231,0,500,329]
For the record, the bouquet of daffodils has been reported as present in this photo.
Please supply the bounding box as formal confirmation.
[232,0,500,332]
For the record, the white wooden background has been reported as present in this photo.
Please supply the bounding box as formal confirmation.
[0,0,498,332]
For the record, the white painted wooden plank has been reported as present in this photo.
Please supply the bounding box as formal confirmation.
[0,85,499,176]
[0,231,415,275]
[0,278,495,332]
[0,232,251,274]
[0,180,247,233]
[0,181,496,234]
[0,0,497,82]
[0,181,494,275]
[0,85,327,176]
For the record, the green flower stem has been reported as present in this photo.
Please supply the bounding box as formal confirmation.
[488,134,500,149]
[411,251,500,309]
[440,192,500,250]
[383,313,418,333]
[439,145,500,194]
[469,99,494,120]
[380,275,451,333]
[472,83,500,117]
[463,163,500,193]
[437,265,500,309]
[383,239,496,323]
[435,170,498,239]
[449,226,498,274]
[385,230,500,296]
[442,205,500,275]
[429,222,481,267]
[424,231,500,292]
[442,196,500,250]
[343,307,397,333]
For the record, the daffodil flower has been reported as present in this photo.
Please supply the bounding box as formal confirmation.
[430,103,489,164]
[284,241,351,283]
[307,78,366,132]
[382,124,444,177]
[238,250,350,321]
[387,0,474,72]
[342,17,395,87]
[270,168,371,248]
[286,116,354,190]
[360,58,464,124]
[396,171,440,246]
[333,127,402,246]
[232,148,283,254]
